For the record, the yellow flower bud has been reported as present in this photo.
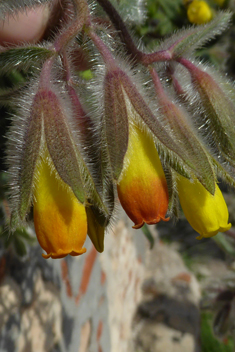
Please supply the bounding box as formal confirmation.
[177,175,231,239]
[33,151,87,259]
[187,0,213,25]
[117,123,169,229]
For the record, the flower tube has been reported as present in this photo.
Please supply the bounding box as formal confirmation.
[117,122,169,229]
[177,175,231,239]
[34,151,87,259]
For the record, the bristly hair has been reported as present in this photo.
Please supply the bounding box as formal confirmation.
[0,0,53,19]
[5,74,40,229]
[155,11,232,58]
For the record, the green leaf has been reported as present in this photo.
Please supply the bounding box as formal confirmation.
[212,232,235,257]
[4,234,13,248]
[14,236,27,257]
[201,312,234,352]
[103,71,129,181]
[18,90,43,219]
[67,85,114,219]
[212,158,235,189]
[86,206,105,253]
[15,228,36,243]
[160,11,232,58]
[0,47,55,73]
[163,166,179,217]
[188,63,235,166]
[42,89,86,203]
[141,224,155,249]
[157,0,182,19]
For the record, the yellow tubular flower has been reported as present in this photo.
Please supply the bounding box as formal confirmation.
[33,152,87,259]
[187,0,213,25]
[177,175,231,239]
[117,123,169,229]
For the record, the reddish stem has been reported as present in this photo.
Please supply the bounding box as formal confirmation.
[39,56,55,88]
[95,0,172,65]
[88,30,116,69]
[54,0,89,52]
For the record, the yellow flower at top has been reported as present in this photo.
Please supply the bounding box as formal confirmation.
[117,122,169,229]
[177,175,231,239]
[33,150,87,259]
[187,0,213,25]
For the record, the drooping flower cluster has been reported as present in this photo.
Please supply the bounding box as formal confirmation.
[4,0,235,258]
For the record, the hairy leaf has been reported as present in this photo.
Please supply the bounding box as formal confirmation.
[0,46,54,73]
[18,92,43,219]
[40,89,86,203]
[158,11,232,58]
[181,60,235,168]
[68,84,114,220]
[103,70,129,181]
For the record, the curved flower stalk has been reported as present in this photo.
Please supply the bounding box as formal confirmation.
[177,175,231,239]
[117,122,169,229]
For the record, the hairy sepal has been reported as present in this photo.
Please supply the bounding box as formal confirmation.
[103,70,129,181]
[6,79,41,227]
[86,205,106,253]
[39,89,85,203]
[162,164,179,218]
[18,92,43,219]
[68,84,114,222]
[211,158,235,189]
[184,61,235,166]
[151,68,215,194]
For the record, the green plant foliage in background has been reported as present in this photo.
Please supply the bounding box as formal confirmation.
[136,0,187,39]
[201,312,234,352]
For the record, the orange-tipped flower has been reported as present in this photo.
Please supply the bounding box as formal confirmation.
[177,175,231,239]
[34,151,87,259]
[117,123,169,229]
